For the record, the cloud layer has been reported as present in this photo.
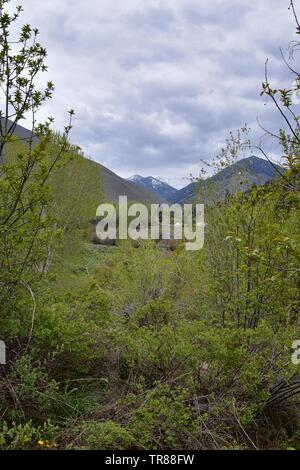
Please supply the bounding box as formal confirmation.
[16,0,296,187]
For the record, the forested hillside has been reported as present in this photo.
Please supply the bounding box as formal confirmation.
[0,0,300,452]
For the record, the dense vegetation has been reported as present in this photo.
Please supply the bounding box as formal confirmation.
[0,0,300,450]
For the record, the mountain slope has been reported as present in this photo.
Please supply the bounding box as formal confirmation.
[8,122,165,204]
[0,119,38,143]
[128,175,178,202]
[170,156,282,204]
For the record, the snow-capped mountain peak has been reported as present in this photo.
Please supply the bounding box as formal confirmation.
[127,175,178,202]
[128,175,144,183]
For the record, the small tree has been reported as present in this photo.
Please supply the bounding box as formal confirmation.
[0,0,74,310]
[0,0,54,161]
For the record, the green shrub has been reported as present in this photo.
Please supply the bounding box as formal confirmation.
[66,420,135,450]
[126,385,200,449]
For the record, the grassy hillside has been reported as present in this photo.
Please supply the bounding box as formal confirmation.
[4,121,164,204]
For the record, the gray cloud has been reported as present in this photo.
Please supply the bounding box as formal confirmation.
[15,0,297,187]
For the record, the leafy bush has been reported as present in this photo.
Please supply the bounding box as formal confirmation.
[65,420,135,450]
[0,420,57,450]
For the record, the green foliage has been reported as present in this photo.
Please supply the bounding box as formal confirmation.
[1,134,299,451]
[0,420,57,450]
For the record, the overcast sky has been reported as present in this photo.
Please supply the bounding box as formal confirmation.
[14,0,297,187]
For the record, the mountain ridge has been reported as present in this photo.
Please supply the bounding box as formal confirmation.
[169,156,283,204]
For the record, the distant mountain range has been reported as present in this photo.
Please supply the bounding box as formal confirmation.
[128,175,178,202]
[129,157,282,204]
[10,122,282,205]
